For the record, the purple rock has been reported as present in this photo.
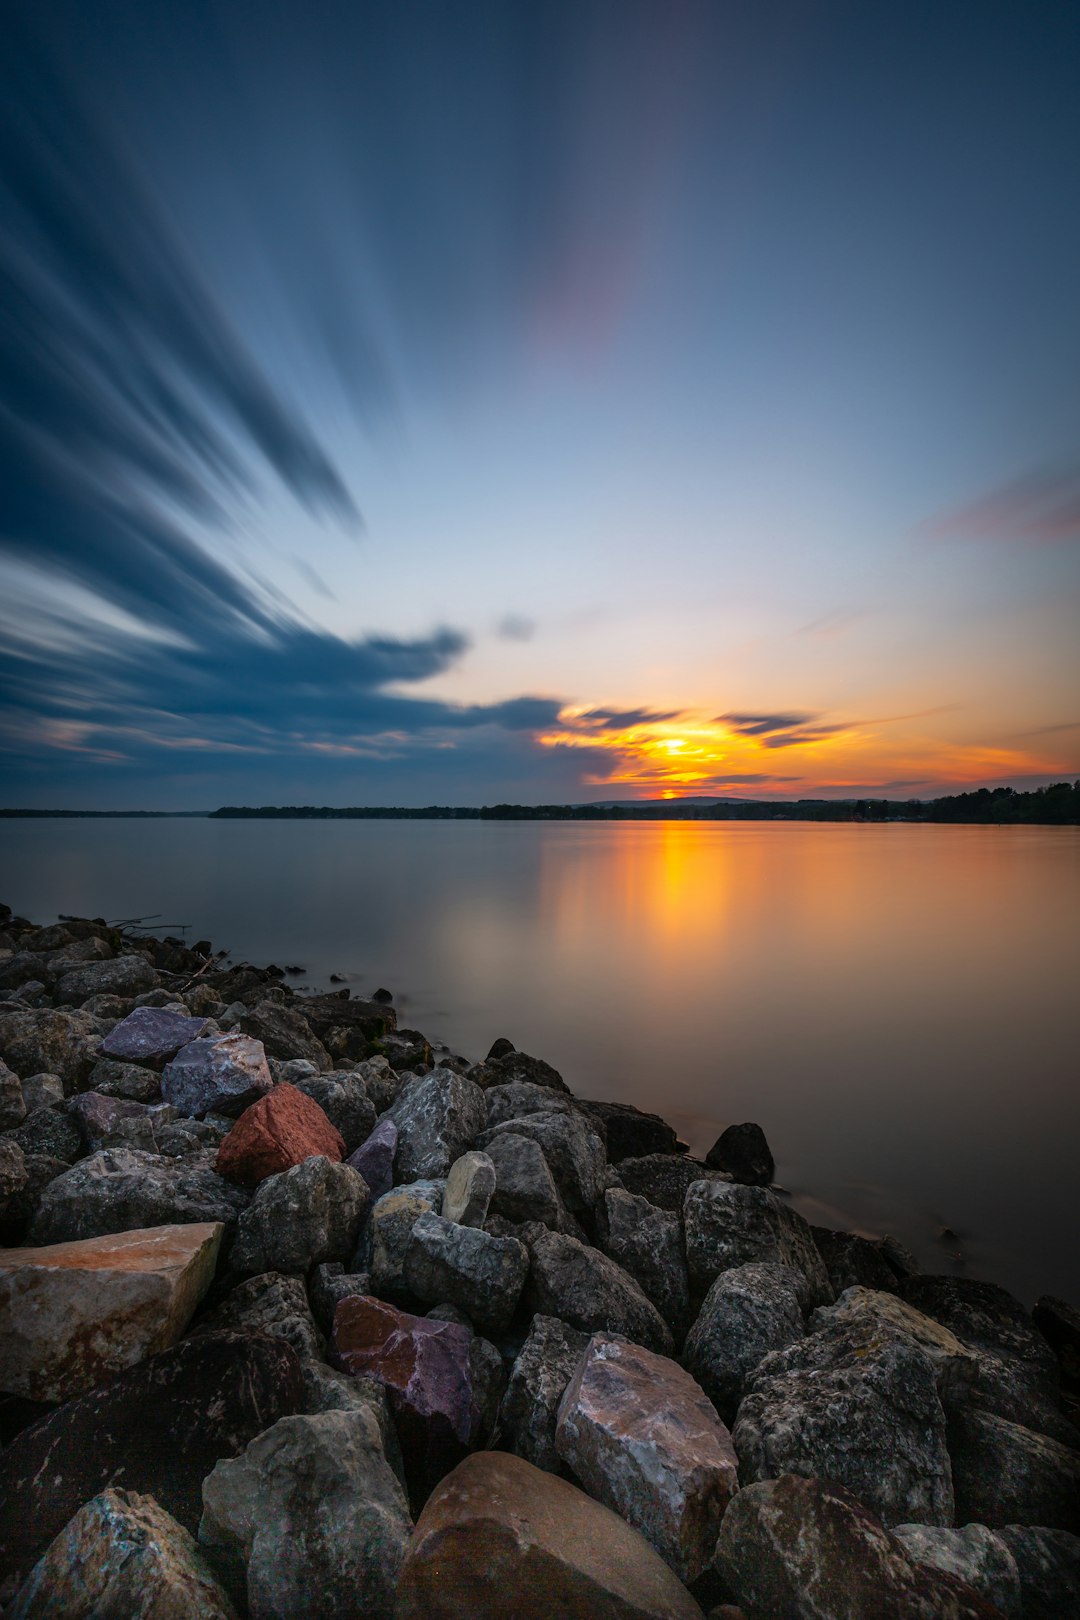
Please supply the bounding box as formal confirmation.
[101,1007,211,1070]
[68,1091,156,1150]
[348,1118,398,1202]
[161,1034,273,1119]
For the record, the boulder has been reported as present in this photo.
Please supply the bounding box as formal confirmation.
[0,1222,222,1402]
[55,953,157,1005]
[0,1008,100,1088]
[485,1080,573,1129]
[385,1068,487,1182]
[0,1140,27,1225]
[194,1271,323,1362]
[300,994,397,1063]
[556,1336,738,1583]
[10,1489,238,1620]
[28,1148,249,1245]
[481,1110,605,1218]
[215,1083,344,1184]
[0,1061,25,1132]
[199,1410,411,1620]
[6,1104,83,1162]
[486,1129,569,1229]
[997,1525,1080,1620]
[156,1118,230,1157]
[811,1286,976,1394]
[617,1153,726,1213]
[162,1033,274,1119]
[403,1211,528,1335]
[354,1055,406,1114]
[293,1072,376,1152]
[69,1089,158,1152]
[893,1524,1021,1618]
[0,1153,65,1240]
[811,1226,906,1295]
[681,1263,806,1423]
[298,1360,406,1489]
[578,1099,681,1162]
[900,1276,1058,1379]
[18,1073,65,1112]
[394,1450,703,1619]
[947,1407,1080,1531]
[442,1150,497,1227]
[1032,1295,1080,1391]
[229,1155,369,1277]
[496,1312,590,1472]
[238,999,331,1071]
[88,1056,164,1101]
[0,1331,305,1588]
[956,1345,1079,1447]
[347,1118,398,1200]
[705,1122,775,1186]
[715,1475,1004,1620]
[469,1049,572,1094]
[466,1331,507,1448]
[368,1179,444,1295]
[601,1187,692,1342]
[100,1005,212,1067]
[683,1180,832,1305]
[733,1322,954,1527]
[527,1228,674,1354]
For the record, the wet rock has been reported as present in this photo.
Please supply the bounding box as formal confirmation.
[486,1129,569,1229]
[347,1117,398,1201]
[10,1488,238,1620]
[617,1152,727,1213]
[733,1321,954,1526]
[947,1407,1080,1531]
[6,1103,83,1162]
[893,1524,1021,1618]
[683,1179,832,1305]
[811,1226,904,1295]
[481,1109,606,1218]
[368,1178,444,1295]
[199,1409,411,1620]
[162,1032,274,1118]
[229,1154,368,1276]
[705,1122,775,1186]
[293,1071,376,1152]
[715,1475,1003,1620]
[1033,1295,1080,1391]
[215,1083,344,1185]
[0,1061,25,1131]
[526,1228,674,1354]
[17,1073,65,1112]
[55,953,157,1005]
[0,1221,222,1402]
[69,1089,158,1151]
[0,1008,100,1088]
[195,1270,323,1362]
[238,998,332,1071]
[556,1336,738,1582]
[0,1330,305,1588]
[601,1186,692,1342]
[404,1211,528,1335]
[88,1055,164,1101]
[578,1098,681,1162]
[997,1525,1080,1620]
[682,1263,806,1423]
[901,1275,1058,1379]
[101,1005,212,1067]
[385,1067,487,1181]
[394,1450,703,1619]
[496,1313,590,1472]
[485,1079,573,1129]
[29,1147,249,1245]
[442,1149,497,1227]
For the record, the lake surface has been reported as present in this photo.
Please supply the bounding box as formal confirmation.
[2,818,1077,1304]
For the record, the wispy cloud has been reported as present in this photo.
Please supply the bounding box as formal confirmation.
[921,462,1080,548]
[715,711,852,748]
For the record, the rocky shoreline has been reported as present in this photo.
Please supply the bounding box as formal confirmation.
[0,902,1078,1618]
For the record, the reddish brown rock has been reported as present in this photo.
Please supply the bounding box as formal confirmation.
[215,1083,345,1185]
[394,1450,703,1618]
[0,1222,223,1403]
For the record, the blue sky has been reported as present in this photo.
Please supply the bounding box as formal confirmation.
[2,0,1078,805]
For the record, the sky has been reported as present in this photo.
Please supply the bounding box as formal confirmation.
[2,0,1078,807]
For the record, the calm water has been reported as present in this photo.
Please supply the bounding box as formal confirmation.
[2,818,1078,1304]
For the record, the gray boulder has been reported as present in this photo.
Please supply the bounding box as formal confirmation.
[309,1261,372,1336]
[88,1056,164,1101]
[812,1225,904,1295]
[368,1179,445,1296]
[68,1089,158,1152]
[294,1073,376,1153]
[811,1285,977,1396]
[484,1080,572,1129]
[705,1120,775,1186]
[442,1150,496,1228]
[576,1098,681,1162]
[893,1524,1022,1618]
[385,1068,486,1181]
[525,1228,674,1355]
[403,1211,528,1335]
[901,1275,1058,1378]
[681,1262,806,1422]
[616,1152,726,1212]
[480,1110,605,1218]
[600,1187,691,1342]
[0,1137,27,1222]
[163,1033,274,1118]
[55,953,157,1005]
[100,1006,212,1067]
[0,1059,26,1131]
[486,1130,569,1229]
[237,999,332,1071]
[28,1147,249,1244]
[469,1049,570,1094]
[230,1155,369,1278]
[947,1407,1080,1532]
[0,1008,101,1088]
[18,1073,65,1112]
[5,1104,83,1162]
[194,1271,324,1362]
[199,1410,411,1620]
[683,1178,832,1304]
[298,1360,406,1490]
[998,1525,1080,1620]
[496,1313,590,1472]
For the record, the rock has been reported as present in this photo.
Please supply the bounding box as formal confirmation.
[298,1359,406,1488]
[811,1227,905,1295]
[101,1005,212,1067]
[526,1228,674,1354]
[997,1525,1080,1620]
[733,1321,954,1526]
[293,1072,376,1152]
[486,1036,515,1059]
[368,1178,444,1294]
[331,1294,474,1512]
[394,1450,703,1619]
[18,1073,65,1112]
[485,1080,573,1129]
[704,1122,775,1186]
[0,1061,25,1131]
[10,1488,238,1619]
[161,1032,274,1120]
[28,1148,248,1245]
[0,1153,65,1239]
[347,1118,398,1201]
[156,1117,229,1157]
[309,1261,371,1336]
[482,1110,605,1220]
[55,953,157,1005]
[199,1409,410,1620]
[0,1331,305,1588]
[270,1056,319,1083]
[403,1211,528,1335]
[467,1332,507,1447]
[229,1155,369,1277]
[215,1083,344,1185]
[299,993,397,1063]
[715,1475,1003,1620]
[811,1286,976,1391]
[893,1524,1021,1618]
[947,1407,1080,1531]
[355,1055,405,1113]
[681,1263,806,1423]
[442,1149,496,1226]
[238,998,332,1071]
[960,1344,1080,1447]
[195,1271,323,1362]
[578,1098,681,1162]
[469,1049,572,1094]
[556,1336,738,1582]
[617,1153,727,1213]
[69,1089,158,1151]
[1033,1295,1080,1391]
[88,1055,164,1101]
[683,1180,832,1305]
[601,1187,692,1342]
[496,1313,590,1472]
[486,1129,569,1229]
[6,1104,83,1162]
[0,1140,27,1223]
[900,1276,1058,1379]
[385,1067,487,1182]
[0,1222,222,1402]
[0,1008,100,1088]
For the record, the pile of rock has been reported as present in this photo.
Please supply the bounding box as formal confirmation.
[0,900,1078,1619]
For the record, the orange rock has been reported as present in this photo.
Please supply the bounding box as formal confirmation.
[215,1083,344,1185]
